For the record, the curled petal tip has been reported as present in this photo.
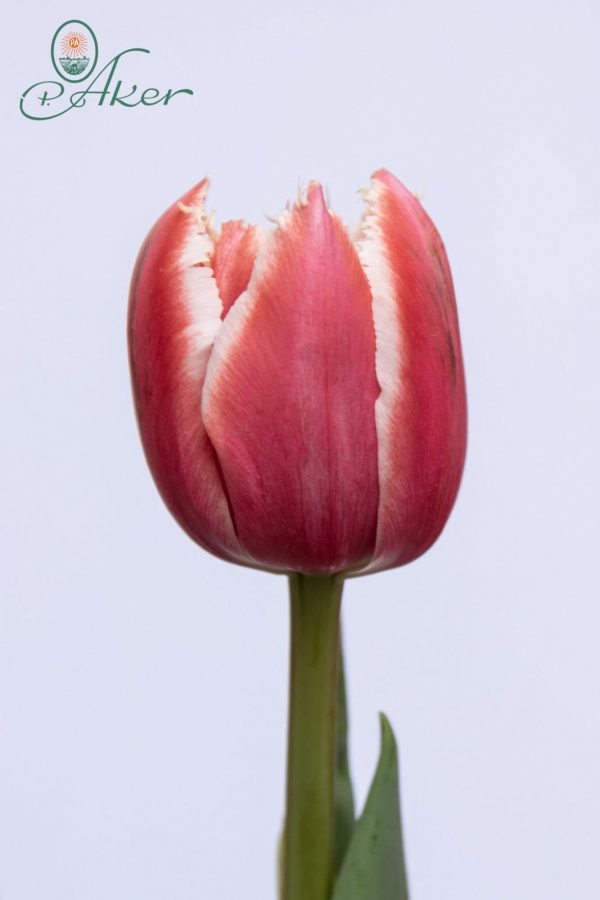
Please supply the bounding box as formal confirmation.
[177,177,210,214]
[306,179,325,199]
[175,178,217,243]
[305,180,328,217]
[370,167,395,185]
[370,168,419,204]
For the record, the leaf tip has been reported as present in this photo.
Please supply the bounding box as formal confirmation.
[378,710,394,740]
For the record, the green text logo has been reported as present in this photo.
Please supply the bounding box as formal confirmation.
[20,20,193,121]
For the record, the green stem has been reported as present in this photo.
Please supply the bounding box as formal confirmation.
[283,573,344,900]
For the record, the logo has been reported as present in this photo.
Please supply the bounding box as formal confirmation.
[51,20,98,82]
[20,20,193,121]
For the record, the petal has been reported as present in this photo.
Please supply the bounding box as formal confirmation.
[202,183,380,573]
[356,169,467,573]
[212,219,263,318]
[128,180,252,565]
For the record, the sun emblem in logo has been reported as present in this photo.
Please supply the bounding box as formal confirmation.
[58,30,91,76]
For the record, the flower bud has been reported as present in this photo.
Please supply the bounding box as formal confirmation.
[128,170,466,575]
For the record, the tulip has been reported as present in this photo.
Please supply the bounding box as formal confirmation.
[128,170,467,900]
[128,170,467,577]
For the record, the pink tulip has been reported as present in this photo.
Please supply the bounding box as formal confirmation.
[128,170,467,575]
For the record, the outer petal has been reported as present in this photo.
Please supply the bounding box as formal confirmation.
[201,184,380,573]
[357,169,467,573]
[128,180,252,565]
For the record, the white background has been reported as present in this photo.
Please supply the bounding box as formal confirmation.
[2,1,599,898]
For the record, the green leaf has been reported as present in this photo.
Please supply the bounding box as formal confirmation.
[331,714,410,900]
[334,647,355,875]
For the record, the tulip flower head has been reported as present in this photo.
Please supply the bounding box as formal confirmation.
[128,170,466,576]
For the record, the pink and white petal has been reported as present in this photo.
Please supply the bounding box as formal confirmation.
[356,169,467,573]
[128,180,252,565]
[212,220,263,318]
[202,183,380,573]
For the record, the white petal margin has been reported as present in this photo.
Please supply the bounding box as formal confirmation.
[355,178,405,574]
[177,189,224,381]
[201,222,273,432]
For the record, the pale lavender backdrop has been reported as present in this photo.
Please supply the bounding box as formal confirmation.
[2,1,599,898]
